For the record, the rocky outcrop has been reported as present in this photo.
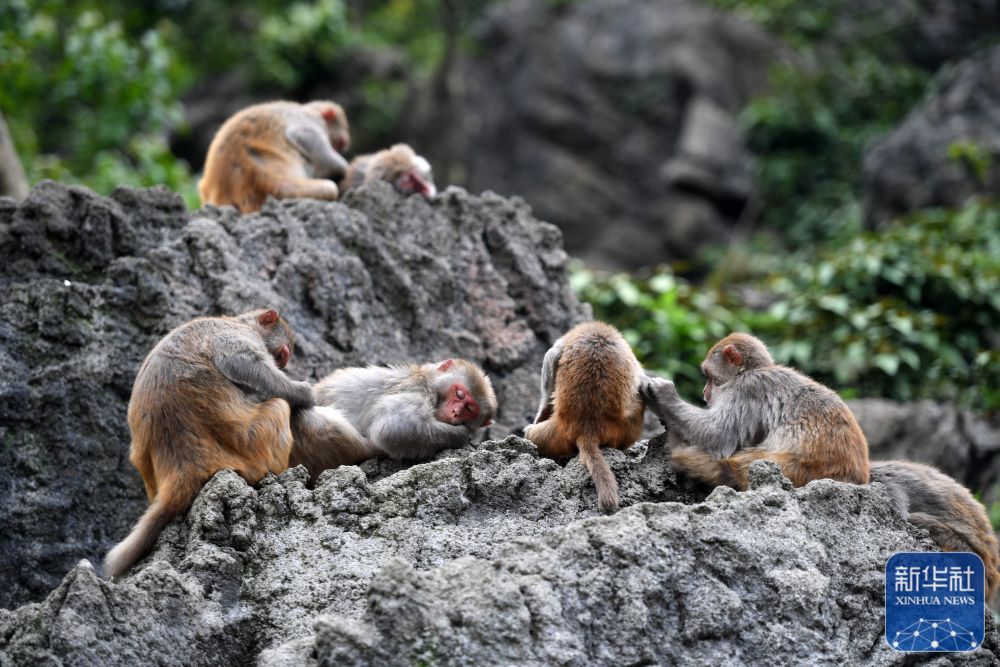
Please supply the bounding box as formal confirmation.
[863,45,1000,225]
[413,0,776,270]
[0,180,587,610]
[2,449,995,666]
[851,398,1000,502]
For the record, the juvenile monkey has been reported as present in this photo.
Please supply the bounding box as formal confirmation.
[523,322,646,513]
[199,100,351,213]
[104,309,314,577]
[643,333,869,490]
[341,143,437,197]
[871,460,1000,605]
[290,359,496,480]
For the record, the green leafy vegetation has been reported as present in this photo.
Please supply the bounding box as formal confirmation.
[577,200,1000,410]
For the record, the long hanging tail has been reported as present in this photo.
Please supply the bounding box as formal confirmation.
[103,479,194,578]
[577,434,619,513]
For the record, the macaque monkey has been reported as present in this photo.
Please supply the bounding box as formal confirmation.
[199,100,351,213]
[871,460,1000,605]
[104,309,314,577]
[523,322,646,513]
[643,333,869,490]
[289,359,496,480]
[341,143,436,197]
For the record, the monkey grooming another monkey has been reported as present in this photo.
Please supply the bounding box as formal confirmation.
[289,359,496,481]
[523,322,645,513]
[199,100,351,213]
[643,332,869,490]
[104,309,314,577]
[871,460,1000,605]
[340,143,436,197]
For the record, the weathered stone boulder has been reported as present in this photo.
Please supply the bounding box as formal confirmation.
[417,0,776,270]
[863,45,1000,225]
[0,180,587,610]
[2,450,995,666]
[850,398,1000,502]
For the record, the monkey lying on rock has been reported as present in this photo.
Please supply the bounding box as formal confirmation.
[199,100,351,213]
[341,143,437,198]
[290,359,496,481]
[524,322,646,513]
[105,309,314,577]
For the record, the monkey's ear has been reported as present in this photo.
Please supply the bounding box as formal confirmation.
[257,309,280,328]
[321,107,337,121]
[722,345,742,367]
[438,359,455,372]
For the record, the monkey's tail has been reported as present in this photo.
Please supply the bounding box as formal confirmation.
[103,479,195,578]
[577,434,619,513]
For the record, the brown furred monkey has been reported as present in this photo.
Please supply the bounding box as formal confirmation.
[341,143,436,197]
[871,460,1000,605]
[643,332,869,490]
[199,100,351,213]
[523,322,646,513]
[104,309,314,578]
[289,359,496,481]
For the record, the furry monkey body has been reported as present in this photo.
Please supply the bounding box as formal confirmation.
[199,100,351,213]
[341,143,436,197]
[290,359,496,480]
[523,322,645,512]
[104,309,314,577]
[872,460,1000,604]
[644,333,869,490]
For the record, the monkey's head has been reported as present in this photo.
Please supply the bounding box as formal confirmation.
[305,100,351,155]
[700,333,773,403]
[378,144,437,198]
[241,308,295,369]
[432,359,497,431]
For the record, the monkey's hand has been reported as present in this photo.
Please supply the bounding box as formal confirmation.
[289,381,316,409]
[641,376,679,424]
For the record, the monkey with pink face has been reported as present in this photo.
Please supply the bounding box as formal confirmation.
[291,359,496,480]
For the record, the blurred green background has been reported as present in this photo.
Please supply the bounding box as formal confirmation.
[0,0,997,414]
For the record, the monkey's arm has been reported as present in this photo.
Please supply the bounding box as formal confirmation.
[642,377,750,458]
[534,338,565,423]
[368,392,470,460]
[286,123,348,178]
[213,342,315,409]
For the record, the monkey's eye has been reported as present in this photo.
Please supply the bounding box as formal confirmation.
[456,389,465,400]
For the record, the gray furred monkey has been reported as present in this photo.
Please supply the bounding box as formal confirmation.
[642,332,869,490]
[290,359,496,480]
[872,460,1000,605]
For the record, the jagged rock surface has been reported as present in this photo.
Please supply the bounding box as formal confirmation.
[0,180,588,610]
[2,447,996,666]
[863,45,1000,225]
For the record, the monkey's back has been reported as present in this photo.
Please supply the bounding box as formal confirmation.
[199,102,309,212]
[744,366,869,483]
[551,322,644,447]
[128,319,269,486]
[871,460,1000,601]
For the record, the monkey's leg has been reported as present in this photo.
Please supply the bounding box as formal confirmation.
[129,445,158,502]
[230,398,294,481]
[273,178,339,202]
[670,447,800,490]
[523,418,576,458]
[290,406,378,481]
